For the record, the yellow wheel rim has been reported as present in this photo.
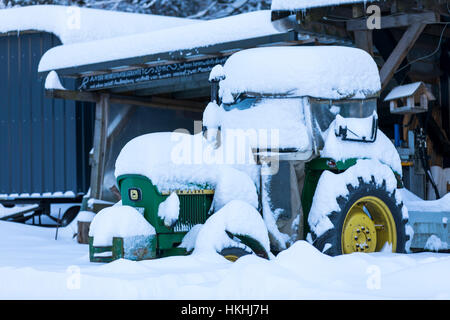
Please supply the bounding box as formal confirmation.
[224,255,239,262]
[341,196,397,254]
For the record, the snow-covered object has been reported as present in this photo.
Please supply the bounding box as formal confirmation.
[44,71,65,90]
[271,0,378,11]
[403,193,450,213]
[308,159,407,238]
[178,224,203,252]
[399,188,422,202]
[384,82,423,101]
[0,204,38,219]
[218,98,312,150]
[425,235,448,252]
[115,132,258,190]
[76,210,96,223]
[158,193,180,228]
[115,132,260,211]
[203,101,223,129]
[334,113,377,141]
[38,10,281,72]
[88,205,155,246]
[0,5,196,45]
[261,170,290,250]
[213,168,259,211]
[193,200,270,256]
[218,46,381,102]
[209,65,226,82]
[321,120,402,174]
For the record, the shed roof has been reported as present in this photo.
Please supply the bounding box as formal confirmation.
[384,82,436,101]
[0,5,196,44]
[37,10,285,73]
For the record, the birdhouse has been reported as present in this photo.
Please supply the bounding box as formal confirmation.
[385,82,435,114]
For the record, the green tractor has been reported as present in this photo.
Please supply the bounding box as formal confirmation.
[89,46,413,262]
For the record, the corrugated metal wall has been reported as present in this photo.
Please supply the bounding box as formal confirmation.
[0,31,94,196]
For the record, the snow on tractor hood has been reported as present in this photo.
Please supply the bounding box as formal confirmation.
[114,132,260,210]
[217,46,381,104]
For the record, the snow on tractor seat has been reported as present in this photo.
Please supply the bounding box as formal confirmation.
[114,132,259,211]
[218,46,381,104]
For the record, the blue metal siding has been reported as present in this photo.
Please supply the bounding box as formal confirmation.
[0,31,94,196]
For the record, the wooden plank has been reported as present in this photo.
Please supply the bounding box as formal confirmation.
[380,23,426,90]
[90,94,109,200]
[347,11,437,31]
[46,89,205,113]
[45,89,99,103]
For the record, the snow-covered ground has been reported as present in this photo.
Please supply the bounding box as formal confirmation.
[0,219,449,299]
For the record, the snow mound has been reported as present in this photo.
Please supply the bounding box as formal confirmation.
[218,46,380,102]
[404,193,450,213]
[158,193,180,228]
[193,200,270,256]
[44,71,65,90]
[179,224,203,252]
[89,206,155,246]
[425,235,448,252]
[76,210,96,223]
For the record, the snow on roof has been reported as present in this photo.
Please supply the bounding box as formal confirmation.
[384,82,435,101]
[218,46,381,101]
[38,10,282,72]
[271,0,379,11]
[0,5,196,44]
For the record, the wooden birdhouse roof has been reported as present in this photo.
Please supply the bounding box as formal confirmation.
[384,82,436,102]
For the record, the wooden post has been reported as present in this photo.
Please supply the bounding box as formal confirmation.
[90,94,109,200]
[380,23,426,90]
[77,221,91,244]
[354,30,374,56]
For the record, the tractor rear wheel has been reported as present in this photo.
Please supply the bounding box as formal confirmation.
[310,177,409,256]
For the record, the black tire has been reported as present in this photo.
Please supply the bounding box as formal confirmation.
[219,247,252,262]
[310,177,409,256]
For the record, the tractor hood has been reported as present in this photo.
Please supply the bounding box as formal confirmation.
[217,46,381,104]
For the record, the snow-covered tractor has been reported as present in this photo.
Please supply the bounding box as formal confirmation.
[89,46,414,262]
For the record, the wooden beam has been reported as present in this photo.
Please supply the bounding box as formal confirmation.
[354,30,373,56]
[45,89,99,103]
[380,23,426,90]
[46,89,205,113]
[347,11,437,31]
[90,94,109,200]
